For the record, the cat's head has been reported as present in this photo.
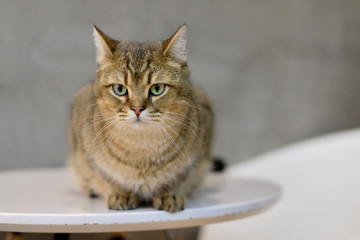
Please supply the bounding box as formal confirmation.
[92,25,193,130]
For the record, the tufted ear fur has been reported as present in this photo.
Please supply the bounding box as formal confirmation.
[162,24,187,64]
[93,26,117,65]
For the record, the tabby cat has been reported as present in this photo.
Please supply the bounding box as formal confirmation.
[68,25,213,212]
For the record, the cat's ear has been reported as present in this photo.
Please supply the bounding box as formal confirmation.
[162,24,187,64]
[93,26,117,65]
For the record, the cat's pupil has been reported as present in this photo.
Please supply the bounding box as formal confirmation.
[155,85,160,92]
[117,85,123,92]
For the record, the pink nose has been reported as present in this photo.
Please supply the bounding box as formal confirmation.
[131,106,145,116]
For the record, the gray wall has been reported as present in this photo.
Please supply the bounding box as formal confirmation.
[0,0,359,169]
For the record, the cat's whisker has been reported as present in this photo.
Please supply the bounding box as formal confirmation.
[144,117,160,123]
[161,115,199,138]
[89,113,115,119]
[89,116,118,128]
[111,123,125,146]
[91,114,116,121]
[149,122,162,158]
[90,114,135,127]
[161,113,201,142]
[164,112,197,126]
[109,123,126,148]
[89,113,117,124]
[162,111,198,129]
[156,121,187,161]
[84,103,98,108]
[86,118,119,153]
[151,124,163,159]
[179,100,205,111]
[104,123,117,144]
[158,120,190,160]
[89,112,128,122]
[105,121,124,145]
[144,127,151,159]
[162,114,204,145]
[153,122,168,160]
[154,122,181,160]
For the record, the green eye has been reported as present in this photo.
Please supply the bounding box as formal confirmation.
[112,84,127,96]
[150,84,166,96]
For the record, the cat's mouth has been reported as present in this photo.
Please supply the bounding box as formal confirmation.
[128,115,150,125]
[126,117,152,130]
[121,110,160,128]
[135,116,144,123]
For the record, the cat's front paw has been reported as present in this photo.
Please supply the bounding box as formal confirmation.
[153,193,185,213]
[107,192,138,210]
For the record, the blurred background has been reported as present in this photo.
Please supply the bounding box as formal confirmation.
[0,0,359,170]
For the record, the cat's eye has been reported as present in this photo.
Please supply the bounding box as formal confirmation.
[112,84,127,96]
[150,84,166,96]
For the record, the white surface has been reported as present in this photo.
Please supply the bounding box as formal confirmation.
[200,129,360,240]
[0,168,280,233]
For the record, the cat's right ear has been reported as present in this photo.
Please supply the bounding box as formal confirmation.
[162,24,187,64]
[93,26,116,65]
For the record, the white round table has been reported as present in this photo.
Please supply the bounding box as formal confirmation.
[0,167,280,236]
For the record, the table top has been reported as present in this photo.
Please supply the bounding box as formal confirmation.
[200,129,360,240]
[0,168,280,233]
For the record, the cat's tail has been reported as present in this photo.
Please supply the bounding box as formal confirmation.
[211,157,226,172]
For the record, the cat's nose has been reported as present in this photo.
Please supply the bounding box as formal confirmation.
[131,106,145,116]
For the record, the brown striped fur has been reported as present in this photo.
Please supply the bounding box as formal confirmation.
[68,25,213,212]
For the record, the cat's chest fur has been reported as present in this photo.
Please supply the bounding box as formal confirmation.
[89,145,196,199]
[86,125,197,199]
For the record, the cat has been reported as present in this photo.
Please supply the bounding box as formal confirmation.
[68,24,214,213]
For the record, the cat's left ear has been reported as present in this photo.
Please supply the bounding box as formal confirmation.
[162,24,187,64]
[93,26,117,65]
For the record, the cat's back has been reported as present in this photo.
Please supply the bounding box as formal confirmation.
[192,85,213,130]
[72,82,95,110]
[68,82,95,149]
[191,85,213,156]
[193,86,212,113]
[70,82,95,125]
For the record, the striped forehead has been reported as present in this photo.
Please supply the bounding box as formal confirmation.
[123,45,150,82]
[114,42,165,86]
[124,61,150,86]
